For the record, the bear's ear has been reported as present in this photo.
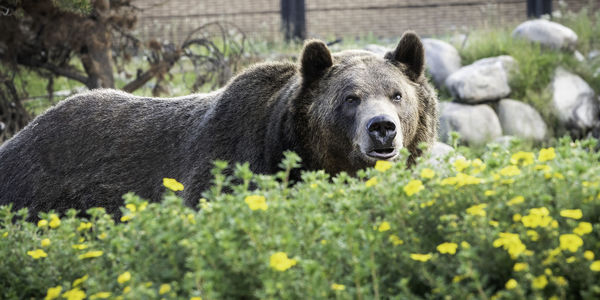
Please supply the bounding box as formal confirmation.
[300,39,333,85]
[385,31,425,81]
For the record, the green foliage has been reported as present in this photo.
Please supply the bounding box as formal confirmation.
[1,140,600,299]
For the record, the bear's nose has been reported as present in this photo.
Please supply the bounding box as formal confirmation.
[367,115,397,146]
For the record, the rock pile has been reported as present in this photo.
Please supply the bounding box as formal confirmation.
[420,19,600,145]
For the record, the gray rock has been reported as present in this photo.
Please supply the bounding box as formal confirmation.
[425,141,457,169]
[422,38,462,87]
[363,44,389,56]
[496,99,547,141]
[473,55,517,78]
[439,102,503,145]
[588,50,600,60]
[550,67,599,131]
[512,19,578,49]
[445,60,511,103]
[575,50,585,62]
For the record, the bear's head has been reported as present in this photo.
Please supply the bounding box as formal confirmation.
[295,31,438,174]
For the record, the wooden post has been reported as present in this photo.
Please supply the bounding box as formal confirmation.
[281,0,306,41]
[527,0,552,18]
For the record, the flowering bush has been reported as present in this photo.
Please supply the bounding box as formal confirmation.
[1,137,599,299]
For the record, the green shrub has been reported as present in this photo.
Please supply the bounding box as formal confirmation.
[1,138,600,299]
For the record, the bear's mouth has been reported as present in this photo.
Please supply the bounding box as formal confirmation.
[367,148,398,159]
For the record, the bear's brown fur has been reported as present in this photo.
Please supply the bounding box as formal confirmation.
[0,31,438,218]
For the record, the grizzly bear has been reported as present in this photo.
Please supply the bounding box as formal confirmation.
[0,31,438,218]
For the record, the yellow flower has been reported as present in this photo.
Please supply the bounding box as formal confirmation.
[505,279,518,290]
[488,220,499,227]
[123,286,131,293]
[389,235,404,246]
[98,233,107,240]
[471,158,486,173]
[526,230,539,241]
[123,205,137,215]
[163,177,184,191]
[73,274,89,287]
[27,249,48,259]
[117,271,131,284]
[89,292,112,299]
[531,275,548,290]
[507,196,524,206]
[534,164,552,172]
[159,284,171,295]
[49,214,61,228]
[499,165,521,177]
[310,183,318,189]
[374,160,393,172]
[244,195,268,211]
[466,204,487,217]
[365,177,378,187]
[331,283,346,291]
[78,250,103,259]
[584,251,595,261]
[437,242,458,255]
[538,147,556,162]
[521,207,553,228]
[440,176,458,186]
[513,262,528,272]
[44,285,62,300]
[544,268,553,276]
[454,172,483,187]
[461,241,471,249]
[573,222,593,236]
[559,234,583,252]
[41,238,51,247]
[62,288,86,300]
[269,252,297,271]
[513,214,522,222]
[566,256,576,263]
[554,276,567,286]
[403,179,424,196]
[410,253,432,262]
[190,297,203,300]
[38,219,48,228]
[590,261,600,272]
[377,221,391,232]
[72,244,88,250]
[560,209,583,219]
[484,190,496,196]
[120,215,133,222]
[453,158,470,172]
[77,222,92,231]
[493,232,527,259]
[511,151,534,166]
[420,168,435,179]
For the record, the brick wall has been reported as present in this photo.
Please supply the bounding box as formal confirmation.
[132,0,595,43]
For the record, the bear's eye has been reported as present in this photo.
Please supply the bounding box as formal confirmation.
[392,93,402,102]
[345,96,360,104]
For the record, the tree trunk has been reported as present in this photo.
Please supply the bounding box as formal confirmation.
[80,0,115,89]
[0,76,31,143]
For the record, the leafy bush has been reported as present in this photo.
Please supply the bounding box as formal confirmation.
[1,138,599,299]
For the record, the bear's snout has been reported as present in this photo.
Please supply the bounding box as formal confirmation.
[366,115,399,159]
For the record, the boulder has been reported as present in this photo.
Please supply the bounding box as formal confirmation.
[425,141,457,169]
[439,102,503,145]
[445,60,511,103]
[472,55,517,78]
[512,19,577,49]
[550,67,599,131]
[422,38,462,87]
[496,99,547,141]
